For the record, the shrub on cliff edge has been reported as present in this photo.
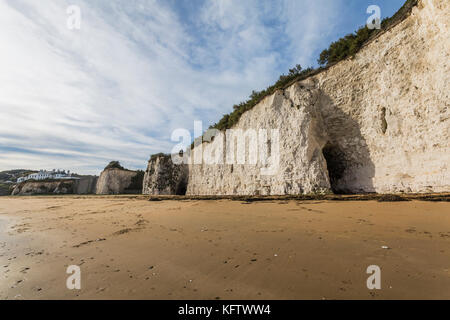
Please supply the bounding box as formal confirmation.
[105,161,125,170]
[198,0,418,138]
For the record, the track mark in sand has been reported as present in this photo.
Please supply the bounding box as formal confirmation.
[20,267,30,274]
[25,250,44,257]
[296,206,324,214]
[57,215,75,220]
[105,203,125,208]
[254,229,285,233]
[9,223,31,234]
[46,206,62,210]
[10,280,24,289]
[135,219,148,227]
[113,228,134,235]
[357,219,374,226]
[73,238,106,248]
[111,226,146,236]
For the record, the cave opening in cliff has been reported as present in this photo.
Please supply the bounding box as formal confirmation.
[322,143,347,194]
[175,181,187,195]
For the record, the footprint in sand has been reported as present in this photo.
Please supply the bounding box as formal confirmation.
[20,267,30,274]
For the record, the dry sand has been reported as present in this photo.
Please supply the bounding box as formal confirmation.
[0,195,449,300]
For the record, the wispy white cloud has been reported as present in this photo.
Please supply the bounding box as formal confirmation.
[0,0,397,174]
[280,0,344,67]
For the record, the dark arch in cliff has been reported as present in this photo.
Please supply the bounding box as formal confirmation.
[322,143,347,193]
[175,180,187,195]
[318,91,376,194]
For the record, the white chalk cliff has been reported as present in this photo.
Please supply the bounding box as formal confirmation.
[143,154,188,195]
[148,0,449,196]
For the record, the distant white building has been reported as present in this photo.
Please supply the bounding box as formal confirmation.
[17,169,77,183]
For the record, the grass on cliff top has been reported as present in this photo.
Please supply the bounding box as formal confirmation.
[104,160,138,172]
[205,0,418,134]
[104,161,125,170]
[150,153,170,161]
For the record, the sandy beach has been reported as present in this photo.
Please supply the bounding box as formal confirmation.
[0,195,449,300]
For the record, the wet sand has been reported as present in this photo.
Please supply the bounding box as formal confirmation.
[0,195,449,300]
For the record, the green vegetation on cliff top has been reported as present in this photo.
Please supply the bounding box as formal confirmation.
[207,0,417,133]
[104,161,126,170]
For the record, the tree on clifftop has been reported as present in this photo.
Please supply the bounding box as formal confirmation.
[105,161,125,170]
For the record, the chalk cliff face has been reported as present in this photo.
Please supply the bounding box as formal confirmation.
[187,82,332,195]
[96,169,142,195]
[311,0,449,193]
[75,176,99,194]
[185,0,449,195]
[143,154,188,195]
[11,177,98,196]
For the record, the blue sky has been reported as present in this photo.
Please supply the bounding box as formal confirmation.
[0,0,405,174]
